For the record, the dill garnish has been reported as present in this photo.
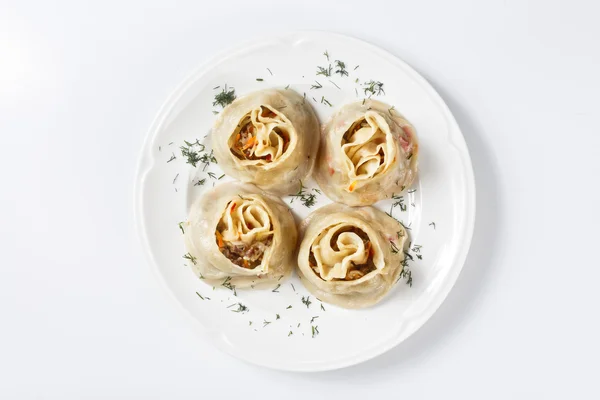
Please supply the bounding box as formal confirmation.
[232,303,249,313]
[272,284,280,293]
[398,267,413,287]
[276,314,280,320]
[323,50,330,61]
[310,316,319,323]
[286,305,292,309]
[390,241,400,254]
[267,68,273,76]
[328,79,341,89]
[263,320,271,327]
[256,78,264,81]
[334,60,348,77]
[301,296,312,308]
[429,222,436,229]
[311,325,320,338]
[196,292,210,300]
[178,222,185,234]
[354,65,359,70]
[288,331,293,336]
[183,253,197,265]
[291,283,296,292]
[285,84,290,89]
[408,189,416,194]
[207,172,217,180]
[317,65,332,77]
[321,96,332,107]
[363,80,385,96]
[173,173,179,184]
[320,303,325,311]
[180,140,205,168]
[288,182,318,207]
[213,85,236,108]
[167,153,176,163]
[194,178,206,186]
[311,81,323,89]
[222,276,237,296]
[218,174,225,180]
[388,105,395,116]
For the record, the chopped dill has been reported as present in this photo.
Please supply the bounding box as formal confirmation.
[288,331,293,337]
[196,292,210,300]
[408,189,416,194]
[272,284,281,293]
[183,253,197,265]
[328,79,341,89]
[301,296,312,308]
[288,182,318,207]
[429,222,436,229]
[321,96,332,107]
[222,276,237,296]
[173,173,179,184]
[323,50,330,61]
[276,314,280,320]
[256,78,264,81]
[320,303,326,311]
[291,283,296,292]
[334,60,348,77]
[213,85,236,108]
[263,320,271,327]
[311,325,320,338]
[267,68,273,76]
[310,316,319,323]
[194,178,206,186]
[167,153,176,163]
[354,65,359,70]
[363,80,385,96]
[286,305,292,309]
[218,174,225,180]
[178,222,185,234]
[388,106,395,116]
[231,303,249,313]
[317,64,332,77]
[311,81,323,89]
[207,172,217,180]
[285,84,290,90]
[390,241,400,254]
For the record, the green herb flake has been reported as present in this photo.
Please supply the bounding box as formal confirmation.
[183,253,197,265]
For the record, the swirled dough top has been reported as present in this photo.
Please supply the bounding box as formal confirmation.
[212,89,320,195]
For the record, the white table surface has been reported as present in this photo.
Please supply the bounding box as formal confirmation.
[1,0,599,398]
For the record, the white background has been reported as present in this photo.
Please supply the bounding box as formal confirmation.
[1,0,599,398]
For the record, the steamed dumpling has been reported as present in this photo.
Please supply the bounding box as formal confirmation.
[182,182,297,288]
[296,203,408,308]
[212,89,320,195]
[314,99,418,206]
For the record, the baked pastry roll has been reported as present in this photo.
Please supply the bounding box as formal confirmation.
[183,182,297,288]
[297,203,408,308]
[212,89,320,195]
[314,99,418,205]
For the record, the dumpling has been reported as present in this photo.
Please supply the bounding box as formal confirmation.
[182,182,297,288]
[211,89,320,195]
[296,203,408,309]
[314,99,418,206]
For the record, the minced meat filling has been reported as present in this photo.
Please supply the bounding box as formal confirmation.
[218,236,273,269]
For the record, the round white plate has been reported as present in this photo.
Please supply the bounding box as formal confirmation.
[134,31,475,371]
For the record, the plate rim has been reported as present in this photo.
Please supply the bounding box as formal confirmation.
[133,30,476,372]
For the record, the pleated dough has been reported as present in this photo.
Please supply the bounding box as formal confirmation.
[297,203,408,309]
[212,89,320,195]
[183,182,297,288]
[314,99,418,206]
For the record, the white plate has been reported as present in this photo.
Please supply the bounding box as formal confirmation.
[134,31,475,371]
